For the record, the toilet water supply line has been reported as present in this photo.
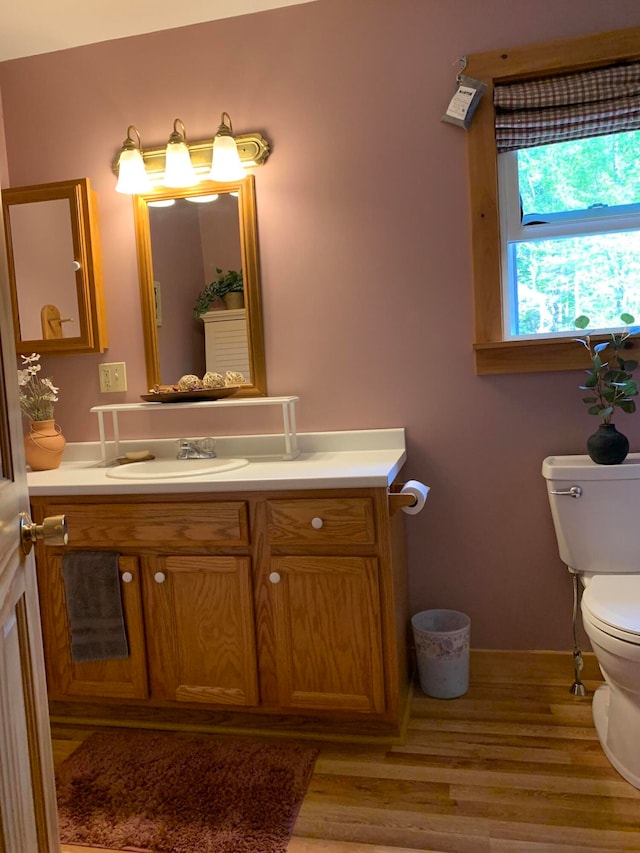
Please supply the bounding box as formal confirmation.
[570,571,588,696]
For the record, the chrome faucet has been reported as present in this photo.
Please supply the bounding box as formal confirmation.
[176,437,217,459]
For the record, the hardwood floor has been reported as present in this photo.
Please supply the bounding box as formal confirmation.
[53,651,640,852]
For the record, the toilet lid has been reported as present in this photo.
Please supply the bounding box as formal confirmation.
[582,575,640,639]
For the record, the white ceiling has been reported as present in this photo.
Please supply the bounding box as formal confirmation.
[0,0,316,62]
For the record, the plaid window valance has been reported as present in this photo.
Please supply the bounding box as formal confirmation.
[494,63,640,152]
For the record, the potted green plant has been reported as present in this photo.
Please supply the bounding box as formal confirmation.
[193,269,243,317]
[575,313,640,464]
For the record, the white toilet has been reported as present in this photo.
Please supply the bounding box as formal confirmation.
[542,454,640,788]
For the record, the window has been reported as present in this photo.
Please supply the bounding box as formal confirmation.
[499,130,640,339]
[464,26,640,374]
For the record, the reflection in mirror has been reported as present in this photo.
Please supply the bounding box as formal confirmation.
[2,178,107,355]
[134,175,266,396]
[9,200,80,340]
[150,193,242,380]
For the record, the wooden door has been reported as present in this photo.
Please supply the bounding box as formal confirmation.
[143,556,259,707]
[36,553,148,701]
[269,556,385,714]
[0,190,59,847]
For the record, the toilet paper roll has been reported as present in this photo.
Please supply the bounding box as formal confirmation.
[400,480,430,515]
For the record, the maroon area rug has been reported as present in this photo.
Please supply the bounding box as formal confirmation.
[56,729,318,853]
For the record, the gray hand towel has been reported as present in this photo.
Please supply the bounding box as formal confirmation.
[62,551,129,663]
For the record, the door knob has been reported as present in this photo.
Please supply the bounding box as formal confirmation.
[20,512,68,556]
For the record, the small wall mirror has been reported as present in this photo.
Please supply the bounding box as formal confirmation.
[2,178,108,355]
[134,175,266,395]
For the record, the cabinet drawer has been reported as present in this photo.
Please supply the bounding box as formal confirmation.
[266,498,375,545]
[46,501,249,549]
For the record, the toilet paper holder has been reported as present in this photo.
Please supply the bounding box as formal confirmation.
[388,480,429,515]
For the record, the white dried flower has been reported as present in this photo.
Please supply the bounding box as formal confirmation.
[17,353,59,421]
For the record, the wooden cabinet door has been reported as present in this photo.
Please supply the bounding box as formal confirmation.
[36,554,148,700]
[269,556,385,714]
[143,556,259,707]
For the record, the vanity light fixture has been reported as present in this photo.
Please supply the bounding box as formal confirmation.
[163,119,198,188]
[115,127,152,194]
[185,194,220,203]
[147,199,176,208]
[208,112,245,182]
[112,119,270,192]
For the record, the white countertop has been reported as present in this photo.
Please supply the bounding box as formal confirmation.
[27,429,407,496]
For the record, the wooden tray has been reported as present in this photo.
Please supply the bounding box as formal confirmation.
[140,387,240,403]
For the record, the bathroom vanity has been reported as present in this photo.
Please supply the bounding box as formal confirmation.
[28,428,415,739]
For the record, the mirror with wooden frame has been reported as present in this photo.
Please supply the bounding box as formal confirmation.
[134,175,267,396]
[2,178,108,355]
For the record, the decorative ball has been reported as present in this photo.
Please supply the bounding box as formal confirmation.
[202,372,225,389]
[225,371,245,386]
[177,374,202,391]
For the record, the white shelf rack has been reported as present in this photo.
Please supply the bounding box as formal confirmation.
[90,396,300,462]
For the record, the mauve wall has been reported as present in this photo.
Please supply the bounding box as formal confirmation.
[1,0,640,650]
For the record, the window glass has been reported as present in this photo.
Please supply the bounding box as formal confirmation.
[518,130,640,222]
[501,129,640,338]
[509,230,640,336]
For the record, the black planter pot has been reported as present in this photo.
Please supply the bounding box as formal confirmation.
[586,423,629,465]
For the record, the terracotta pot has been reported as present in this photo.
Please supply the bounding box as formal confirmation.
[223,292,244,310]
[24,419,66,471]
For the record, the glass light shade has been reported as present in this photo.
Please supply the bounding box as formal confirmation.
[164,141,198,187]
[116,148,152,194]
[185,194,220,203]
[208,134,245,182]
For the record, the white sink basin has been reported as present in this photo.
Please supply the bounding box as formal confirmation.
[105,458,250,480]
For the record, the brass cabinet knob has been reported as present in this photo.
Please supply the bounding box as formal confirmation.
[20,512,68,556]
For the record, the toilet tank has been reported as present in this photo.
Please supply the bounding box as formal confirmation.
[542,454,640,574]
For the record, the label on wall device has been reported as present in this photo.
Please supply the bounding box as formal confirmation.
[442,75,487,129]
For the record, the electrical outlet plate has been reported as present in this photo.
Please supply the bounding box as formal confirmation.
[99,362,127,393]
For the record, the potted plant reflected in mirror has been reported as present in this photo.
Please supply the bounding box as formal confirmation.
[194,269,244,317]
[575,313,640,464]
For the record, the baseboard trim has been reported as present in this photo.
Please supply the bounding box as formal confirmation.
[469,648,601,685]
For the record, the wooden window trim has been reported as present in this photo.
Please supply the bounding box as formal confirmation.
[465,26,640,375]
